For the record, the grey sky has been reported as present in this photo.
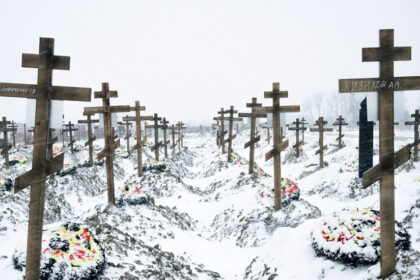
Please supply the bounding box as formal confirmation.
[1,0,420,126]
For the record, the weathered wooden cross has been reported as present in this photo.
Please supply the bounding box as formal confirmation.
[177,121,186,149]
[288,118,306,158]
[78,113,99,166]
[62,121,78,153]
[118,117,133,154]
[0,37,91,280]
[225,106,243,162]
[213,108,227,153]
[238,98,266,173]
[148,114,163,161]
[300,117,308,144]
[84,82,130,204]
[143,121,148,144]
[122,101,153,176]
[338,29,420,278]
[160,118,170,158]
[255,83,300,210]
[310,117,333,167]
[170,124,178,155]
[261,124,272,144]
[0,117,13,168]
[7,120,17,147]
[405,109,419,162]
[333,115,348,149]
[212,121,220,147]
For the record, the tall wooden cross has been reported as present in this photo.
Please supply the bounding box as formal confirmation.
[0,117,13,168]
[0,37,91,280]
[122,101,153,176]
[255,83,300,210]
[118,117,133,154]
[225,106,243,162]
[160,118,170,158]
[62,121,78,153]
[300,117,308,144]
[143,121,148,144]
[261,124,272,144]
[405,109,419,162]
[333,115,348,149]
[8,120,18,147]
[238,98,266,173]
[213,108,227,153]
[288,118,306,158]
[78,113,99,166]
[84,82,130,204]
[338,29,420,278]
[176,121,186,149]
[170,124,178,155]
[310,117,332,167]
[149,114,163,161]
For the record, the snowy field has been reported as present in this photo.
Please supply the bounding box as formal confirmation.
[0,127,419,279]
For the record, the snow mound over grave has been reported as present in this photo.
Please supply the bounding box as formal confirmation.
[117,184,151,205]
[209,199,321,247]
[13,222,105,280]
[311,208,410,265]
[282,148,308,164]
[257,178,300,206]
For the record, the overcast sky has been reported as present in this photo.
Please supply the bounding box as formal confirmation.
[1,0,420,126]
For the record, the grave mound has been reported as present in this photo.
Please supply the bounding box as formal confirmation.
[311,208,410,265]
[57,163,77,177]
[117,184,150,205]
[13,222,105,280]
[258,178,300,206]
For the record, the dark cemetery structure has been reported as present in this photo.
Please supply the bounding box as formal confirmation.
[84,82,130,204]
[0,37,91,280]
[405,109,419,162]
[333,115,348,149]
[310,117,333,167]
[358,98,374,178]
[238,98,266,174]
[339,29,420,278]
[255,82,300,210]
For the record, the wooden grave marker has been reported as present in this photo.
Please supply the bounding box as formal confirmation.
[118,117,133,154]
[255,83,300,210]
[123,101,153,176]
[0,37,91,279]
[300,117,308,144]
[62,121,78,153]
[8,120,17,147]
[333,115,348,149]
[261,124,272,144]
[176,121,186,149]
[0,117,13,168]
[160,118,170,158]
[84,82,130,204]
[224,106,243,162]
[147,114,163,161]
[213,108,227,153]
[23,123,27,145]
[338,29,420,278]
[288,118,306,158]
[170,124,178,155]
[212,121,220,147]
[238,98,266,173]
[78,113,99,166]
[310,117,333,167]
[405,109,419,162]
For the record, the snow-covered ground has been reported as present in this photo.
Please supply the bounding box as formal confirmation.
[0,127,419,279]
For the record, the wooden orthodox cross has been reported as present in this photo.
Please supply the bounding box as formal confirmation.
[225,106,243,162]
[1,117,12,168]
[213,108,227,153]
[333,115,348,149]
[170,124,178,155]
[338,29,420,278]
[255,83,300,210]
[310,117,333,167]
[0,37,91,280]
[405,109,419,162]
[261,124,272,144]
[84,82,130,204]
[148,114,163,161]
[8,120,17,147]
[160,118,170,158]
[78,113,99,166]
[176,121,186,149]
[62,121,78,153]
[238,98,266,173]
[122,101,153,176]
[300,117,308,144]
[212,121,220,147]
[118,117,133,153]
[288,118,306,158]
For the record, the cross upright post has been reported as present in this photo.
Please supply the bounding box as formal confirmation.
[238,98,266,173]
[405,109,419,162]
[160,118,170,158]
[255,83,300,210]
[333,115,348,149]
[261,124,272,144]
[7,120,17,147]
[78,113,99,166]
[213,108,227,153]
[338,29,420,278]
[84,82,131,204]
[170,124,177,155]
[23,123,27,145]
[0,37,91,280]
[300,117,308,144]
[288,118,306,158]
[149,113,163,161]
[62,121,78,153]
[310,117,333,167]
[225,106,243,162]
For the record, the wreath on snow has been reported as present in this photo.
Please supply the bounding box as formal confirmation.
[9,154,28,166]
[311,208,410,266]
[117,184,150,205]
[0,177,13,192]
[231,152,245,164]
[143,159,166,171]
[258,178,300,206]
[13,222,105,280]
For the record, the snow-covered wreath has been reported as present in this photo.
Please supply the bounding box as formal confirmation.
[311,208,410,265]
[258,178,300,206]
[0,177,12,192]
[13,222,105,279]
[117,184,151,205]
[143,159,166,171]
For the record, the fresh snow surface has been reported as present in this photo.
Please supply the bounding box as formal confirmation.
[0,128,419,279]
